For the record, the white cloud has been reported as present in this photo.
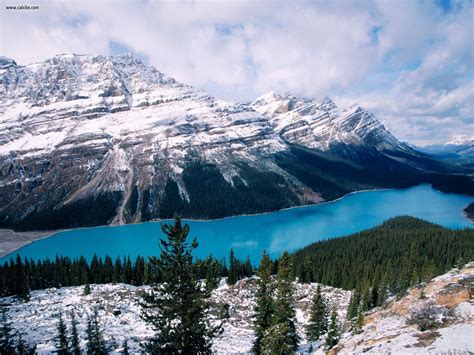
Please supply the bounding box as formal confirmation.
[0,0,472,144]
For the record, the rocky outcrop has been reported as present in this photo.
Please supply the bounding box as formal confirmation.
[436,283,471,307]
[250,92,406,154]
[324,262,474,354]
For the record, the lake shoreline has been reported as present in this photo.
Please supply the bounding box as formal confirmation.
[2,184,472,260]
[0,229,56,259]
[0,186,391,257]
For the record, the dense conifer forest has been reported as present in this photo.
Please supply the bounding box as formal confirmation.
[0,216,473,353]
[291,216,474,312]
[155,161,300,219]
[0,252,254,299]
[1,216,472,307]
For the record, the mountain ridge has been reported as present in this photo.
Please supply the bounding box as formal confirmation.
[0,54,472,231]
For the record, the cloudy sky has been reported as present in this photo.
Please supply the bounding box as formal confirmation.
[1,0,472,145]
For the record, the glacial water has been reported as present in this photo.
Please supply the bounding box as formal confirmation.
[2,184,473,264]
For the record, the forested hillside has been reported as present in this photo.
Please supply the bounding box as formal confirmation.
[291,216,474,312]
[2,216,472,304]
[1,216,473,353]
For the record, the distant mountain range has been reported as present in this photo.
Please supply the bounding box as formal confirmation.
[0,54,473,231]
[416,138,474,158]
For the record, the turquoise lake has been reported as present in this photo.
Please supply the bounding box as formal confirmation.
[2,184,473,264]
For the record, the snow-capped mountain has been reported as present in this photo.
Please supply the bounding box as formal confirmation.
[250,92,404,153]
[0,54,470,231]
[419,138,474,157]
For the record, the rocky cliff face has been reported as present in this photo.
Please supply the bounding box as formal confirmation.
[250,92,404,153]
[0,54,469,230]
[0,54,294,229]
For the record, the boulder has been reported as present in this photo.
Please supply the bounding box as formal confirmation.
[435,283,470,308]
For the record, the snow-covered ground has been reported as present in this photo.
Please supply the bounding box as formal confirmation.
[0,278,350,354]
[325,263,474,354]
[2,263,472,354]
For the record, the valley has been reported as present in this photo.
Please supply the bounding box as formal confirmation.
[2,1,473,353]
[1,54,473,232]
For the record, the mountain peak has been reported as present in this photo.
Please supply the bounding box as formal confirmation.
[1,53,189,108]
[253,91,281,103]
[345,103,365,113]
[0,52,441,232]
[319,97,337,112]
[445,136,474,147]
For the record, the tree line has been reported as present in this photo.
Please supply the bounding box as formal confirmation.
[1,215,472,353]
[291,216,474,315]
[0,249,254,300]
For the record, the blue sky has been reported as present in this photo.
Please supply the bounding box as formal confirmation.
[1,0,472,145]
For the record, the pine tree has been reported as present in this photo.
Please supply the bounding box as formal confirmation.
[113,257,122,284]
[121,339,129,355]
[361,286,371,312]
[0,308,14,354]
[398,253,415,296]
[260,322,295,355]
[244,255,253,277]
[55,311,69,354]
[352,305,364,334]
[85,307,108,355]
[455,255,466,269]
[70,310,81,355]
[227,248,237,285]
[83,283,91,295]
[123,257,133,284]
[14,255,30,302]
[325,309,341,350]
[103,256,113,284]
[421,259,436,282]
[272,251,299,351]
[378,274,388,307]
[347,290,361,320]
[369,270,381,309]
[16,332,37,355]
[204,257,220,293]
[141,215,220,353]
[306,285,328,341]
[252,251,274,354]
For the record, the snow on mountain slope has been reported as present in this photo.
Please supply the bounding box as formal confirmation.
[0,54,304,229]
[420,137,474,157]
[0,54,450,230]
[0,53,282,168]
[250,92,404,152]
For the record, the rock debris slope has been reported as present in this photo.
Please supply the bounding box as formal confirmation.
[1,264,472,354]
[0,278,350,354]
[324,262,474,354]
